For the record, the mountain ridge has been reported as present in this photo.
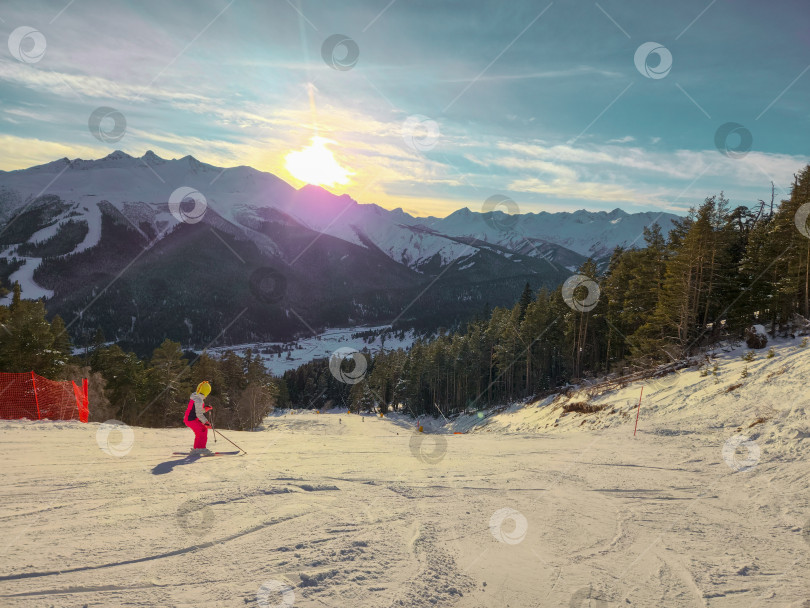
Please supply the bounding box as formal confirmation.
[0,151,680,353]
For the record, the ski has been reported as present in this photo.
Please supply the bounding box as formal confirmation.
[172,451,241,457]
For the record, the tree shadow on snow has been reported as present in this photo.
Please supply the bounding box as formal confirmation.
[151,455,201,475]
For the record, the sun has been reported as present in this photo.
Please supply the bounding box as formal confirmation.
[284,136,352,187]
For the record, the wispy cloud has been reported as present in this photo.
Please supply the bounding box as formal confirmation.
[0,0,807,218]
[506,177,654,205]
[493,141,806,187]
[0,62,212,105]
[0,134,102,169]
[607,135,635,144]
[438,65,623,83]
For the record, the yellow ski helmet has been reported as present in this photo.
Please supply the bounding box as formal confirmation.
[196,381,211,397]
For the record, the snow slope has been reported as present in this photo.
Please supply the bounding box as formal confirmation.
[451,337,810,460]
[0,196,104,303]
[0,341,808,606]
[2,257,53,300]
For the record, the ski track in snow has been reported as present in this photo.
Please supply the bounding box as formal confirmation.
[1,199,102,303]
[1,340,810,606]
[2,256,53,300]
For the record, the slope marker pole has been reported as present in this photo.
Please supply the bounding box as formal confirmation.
[633,386,643,437]
[31,371,42,420]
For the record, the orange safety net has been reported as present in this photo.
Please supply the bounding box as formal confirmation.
[0,372,89,422]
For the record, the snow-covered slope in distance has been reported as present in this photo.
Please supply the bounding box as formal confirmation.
[206,324,415,376]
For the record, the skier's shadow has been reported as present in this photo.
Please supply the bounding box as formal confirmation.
[151,455,201,475]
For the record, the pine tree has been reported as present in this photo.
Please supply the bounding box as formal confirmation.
[738,167,810,332]
[564,258,600,378]
[0,283,61,376]
[772,167,810,323]
[49,315,73,373]
[91,344,145,422]
[518,282,533,320]
[636,200,722,357]
[145,339,189,426]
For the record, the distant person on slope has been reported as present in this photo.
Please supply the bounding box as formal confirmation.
[184,381,213,455]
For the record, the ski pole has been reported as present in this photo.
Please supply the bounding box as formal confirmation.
[213,428,247,454]
[211,409,217,444]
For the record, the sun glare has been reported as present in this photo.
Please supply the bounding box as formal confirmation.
[284,137,352,187]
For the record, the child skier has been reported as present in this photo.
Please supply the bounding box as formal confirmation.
[184,381,213,455]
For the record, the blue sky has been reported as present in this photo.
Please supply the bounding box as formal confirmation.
[0,0,808,216]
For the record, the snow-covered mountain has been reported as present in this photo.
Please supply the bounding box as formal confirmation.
[0,151,677,271]
[0,151,679,351]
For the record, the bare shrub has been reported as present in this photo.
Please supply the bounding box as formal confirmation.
[563,402,605,414]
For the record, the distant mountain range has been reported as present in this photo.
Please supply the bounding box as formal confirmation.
[0,151,679,355]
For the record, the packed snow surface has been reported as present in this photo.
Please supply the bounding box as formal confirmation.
[0,339,808,606]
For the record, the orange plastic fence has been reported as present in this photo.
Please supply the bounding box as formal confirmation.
[0,372,89,422]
